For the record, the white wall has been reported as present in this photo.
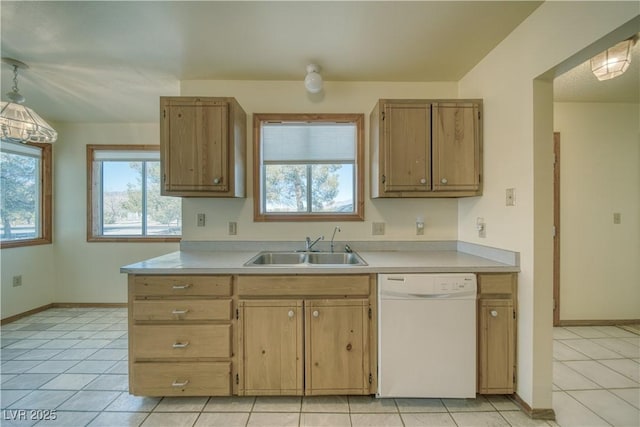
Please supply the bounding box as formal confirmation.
[180,81,461,245]
[458,0,638,411]
[555,102,640,321]
[1,245,56,318]
[53,123,179,303]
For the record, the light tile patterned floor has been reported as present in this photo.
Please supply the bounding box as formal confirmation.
[0,307,638,426]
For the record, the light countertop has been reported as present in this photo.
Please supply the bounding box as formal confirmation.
[120,241,519,275]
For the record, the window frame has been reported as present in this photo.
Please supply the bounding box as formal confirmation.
[253,113,364,222]
[0,142,52,249]
[87,144,181,243]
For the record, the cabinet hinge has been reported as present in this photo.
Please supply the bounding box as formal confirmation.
[163,174,166,183]
[478,111,481,120]
[236,308,239,320]
[368,307,372,320]
[381,111,385,121]
[236,373,239,385]
[369,373,373,384]
[513,310,516,319]
[163,109,166,119]
[381,174,386,184]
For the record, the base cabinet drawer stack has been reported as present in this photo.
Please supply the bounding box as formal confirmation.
[128,275,234,396]
[477,273,517,394]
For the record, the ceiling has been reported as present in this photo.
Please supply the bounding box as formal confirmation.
[2,1,636,124]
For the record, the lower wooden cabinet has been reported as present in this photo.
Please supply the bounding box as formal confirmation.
[237,300,304,395]
[236,275,375,396]
[477,273,517,394]
[128,275,234,397]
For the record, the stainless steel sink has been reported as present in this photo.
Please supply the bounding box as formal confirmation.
[246,252,306,265]
[306,252,365,265]
[244,251,367,266]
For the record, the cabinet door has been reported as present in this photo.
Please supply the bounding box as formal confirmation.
[305,299,369,395]
[478,298,515,394]
[162,98,229,193]
[382,103,431,192]
[237,300,303,396]
[432,102,481,191]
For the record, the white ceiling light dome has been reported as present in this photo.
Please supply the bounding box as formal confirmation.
[304,64,323,94]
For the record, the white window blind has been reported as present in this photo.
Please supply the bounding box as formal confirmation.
[262,123,356,162]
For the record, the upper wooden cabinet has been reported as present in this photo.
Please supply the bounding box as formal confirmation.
[160,96,246,197]
[370,99,482,198]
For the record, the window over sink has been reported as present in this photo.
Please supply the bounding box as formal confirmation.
[253,113,364,222]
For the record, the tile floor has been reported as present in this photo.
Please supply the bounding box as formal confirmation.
[0,307,638,426]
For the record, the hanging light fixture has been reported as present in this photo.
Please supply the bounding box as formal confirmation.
[1,58,57,144]
[304,63,323,94]
[590,36,637,81]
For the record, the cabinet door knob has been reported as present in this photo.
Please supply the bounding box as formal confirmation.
[312,310,319,318]
[213,177,222,184]
[490,310,498,317]
[420,178,427,184]
[441,178,448,184]
[288,310,295,318]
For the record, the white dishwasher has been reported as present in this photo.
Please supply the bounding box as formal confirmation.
[377,273,477,398]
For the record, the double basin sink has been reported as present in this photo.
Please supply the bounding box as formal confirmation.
[244,251,367,266]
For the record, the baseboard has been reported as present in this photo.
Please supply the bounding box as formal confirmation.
[513,393,556,420]
[1,302,127,325]
[558,319,640,326]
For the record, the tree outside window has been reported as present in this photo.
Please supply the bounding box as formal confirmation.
[87,145,181,242]
[0,141,51,248]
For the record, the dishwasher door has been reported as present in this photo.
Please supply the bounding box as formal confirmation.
[377,273,477,398]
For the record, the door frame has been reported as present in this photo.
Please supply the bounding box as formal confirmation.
[553,132,561,326]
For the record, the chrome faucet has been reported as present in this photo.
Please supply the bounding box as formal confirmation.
[330,226,341,253]
[305,235,324,251]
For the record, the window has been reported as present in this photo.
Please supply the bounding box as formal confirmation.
[0,141,52,248]
[253,114,364,221]
[87,145,181,241]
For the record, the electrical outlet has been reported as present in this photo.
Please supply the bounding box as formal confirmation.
[372,222,385,235]
[12,275,22,287]
[197,213,205,227]
[228,221,237,235]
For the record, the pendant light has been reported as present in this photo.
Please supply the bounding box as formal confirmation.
[1,58,57,144]
[590,36,637,81]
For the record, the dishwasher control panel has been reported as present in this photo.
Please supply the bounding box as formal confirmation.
[379,273,477,298]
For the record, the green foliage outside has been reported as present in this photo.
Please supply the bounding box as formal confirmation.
[265,164,340,212]
[0,152,38,240]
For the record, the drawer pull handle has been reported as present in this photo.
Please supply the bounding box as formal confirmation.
[172,284,191,290]
[171,380,190,387]
[172,341,190,349]
[172,309,189,315]
[490,310,498,317]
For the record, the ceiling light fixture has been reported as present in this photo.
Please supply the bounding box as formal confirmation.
[304,64,323,94]
[590,36,637,81]
[1,58,57,144]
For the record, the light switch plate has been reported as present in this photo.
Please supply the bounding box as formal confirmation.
[506,188,516,206]
[228,221,237,235]
[197,213,205,227]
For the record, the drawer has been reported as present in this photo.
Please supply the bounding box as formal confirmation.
[133,299,232,321]
[132,324,231,359]
[133,275,232,297]
[131,362,231,396]
[237,275,371,297]
[478,274,515,296]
